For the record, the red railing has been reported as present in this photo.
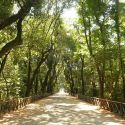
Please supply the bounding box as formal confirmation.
[78,95,125,116]
[0,94,50,116]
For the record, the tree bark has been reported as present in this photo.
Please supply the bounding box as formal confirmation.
[0,52,10,74]
[80,55,85,95]
[25,47,52,97]
[0,18,23,58]
[0,0,39,58]
[115,0,125,101]
[0,0,35,30]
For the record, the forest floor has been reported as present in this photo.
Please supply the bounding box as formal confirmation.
[0,92,125,125]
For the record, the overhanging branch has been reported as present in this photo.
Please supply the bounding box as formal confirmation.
[0,18,23,58]
[0,0,35,30]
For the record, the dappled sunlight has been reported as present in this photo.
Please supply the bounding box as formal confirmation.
[103,122,123,125]
[74,103,99,111]
[25,104,41,110]
[0,94,125,125]
[56,103,75,106]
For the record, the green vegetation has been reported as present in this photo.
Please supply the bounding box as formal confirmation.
[0,0,125,102]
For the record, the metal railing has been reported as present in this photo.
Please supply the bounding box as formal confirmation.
[78,95,125,116]
[0,94,50,116]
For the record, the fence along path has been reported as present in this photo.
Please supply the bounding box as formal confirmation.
[0,93,125,125]
[78,95,125,116]
[0,94,50,116]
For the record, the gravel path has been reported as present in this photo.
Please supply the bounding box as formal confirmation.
[0,93,125,125]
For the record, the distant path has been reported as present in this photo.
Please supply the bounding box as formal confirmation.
[0,93,125,125]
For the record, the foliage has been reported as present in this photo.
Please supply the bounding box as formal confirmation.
[0,0,125,103]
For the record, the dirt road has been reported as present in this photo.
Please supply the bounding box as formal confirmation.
[0,93,125,125]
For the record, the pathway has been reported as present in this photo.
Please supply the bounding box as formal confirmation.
[0,93,125,125]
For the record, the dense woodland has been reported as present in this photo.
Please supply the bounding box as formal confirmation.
[0,0,125,102]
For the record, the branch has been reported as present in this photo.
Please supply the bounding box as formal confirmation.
[0,18,23,58]
[0,0,35,30]
[0,51,10,74]
[27,45,53,91]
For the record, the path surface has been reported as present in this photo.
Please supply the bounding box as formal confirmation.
[0,93,125,125]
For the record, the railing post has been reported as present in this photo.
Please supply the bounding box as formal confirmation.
[0,94,50,116]
[78,95,125,117]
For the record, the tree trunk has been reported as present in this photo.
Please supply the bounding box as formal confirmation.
[42,69,52,93]
[114,0,125,101]
[82,14,105,98]
[25,47,52,97]
[96,66,104,98]
[80,55,85,95]
[0,52,9,74]
[0,0,35,30]
[0,18,23,58]
[35,74,39,95]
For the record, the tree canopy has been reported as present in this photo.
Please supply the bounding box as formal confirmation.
[0,0,125,102]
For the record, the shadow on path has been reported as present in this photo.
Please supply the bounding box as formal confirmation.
[0,93,125,125]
